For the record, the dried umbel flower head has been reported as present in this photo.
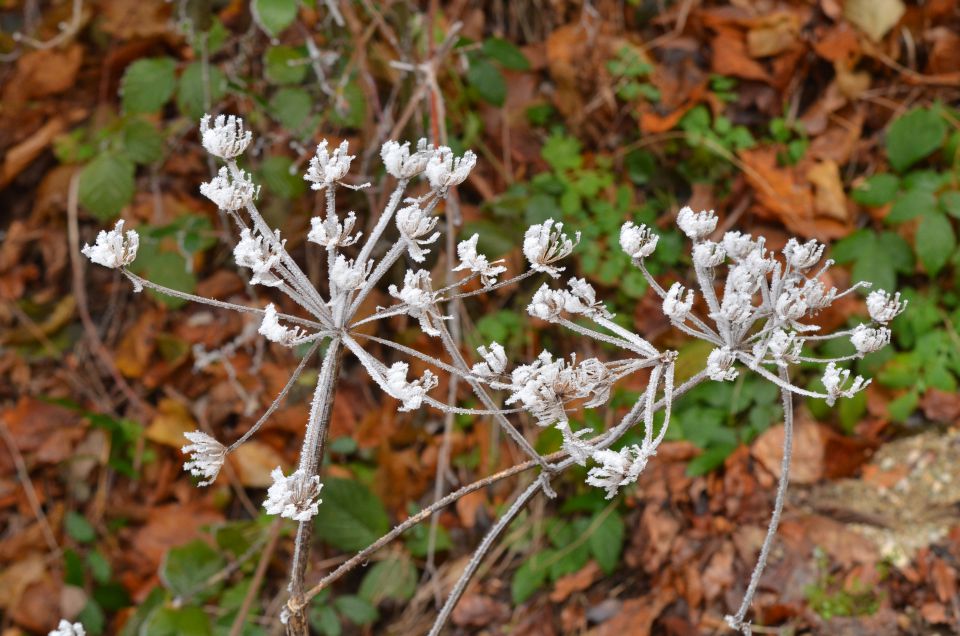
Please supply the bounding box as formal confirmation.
[663,283,694,322]
[676,206,717,241]
[308,211,360,249]
[425,146,477,190]
[619,221,659,260]
[381,139,434,179]
[182,431,227,486]
[471,342,507,378]
[305,140,354,190]
[453,234,507,287]
[387,269,447,336]
[385,362,439,411]
[233,228,284,287]
[200,167,259,210]
[822,362,871,407]
[81,220,139,269]
[200,114,252,159]
[49,621,86,636]
[866,289,908,324]
[706,346,738,381]
[264,467,323,522]
[782,238,825,271]
[259,304,308,346]
[850,324,891,355]
[396,204,440,262]
[523,219,580,277]
[586,445,652,499]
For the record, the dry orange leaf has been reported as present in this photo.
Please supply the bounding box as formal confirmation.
[228,441,288,487]
[145,398,195,449]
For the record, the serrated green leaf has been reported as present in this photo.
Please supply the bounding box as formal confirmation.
[134,249,196,309]
[141,605,212,636]
[941,190,960,219]
[851,173,899,206]
[511,551,550,604]
[177,62,228,120]
[78,600,105,635]
[87,550,111,583]
[830,229,873,263]
[309,605,341,636]
[358,556,416,605]
[121,57,176,114]
[260,155,307,199]
[686,445,736,476]
[329,80,366,129]
[887,390,918,422]
[916,211,956,276]
[887,189,936,223]
[79,154,136,220]
[334,595,379,626]
[482,37,530,70]
[269,87,313,132]
[467,58,506,106]
[264,45,307,85]
[160,539,225,598]
[588,509,624,574]
[65,511,96,543]
[314,478,389,552]
[253,0,299,37]
[876,231,915,274]
[541,132,582,172]
[121,118,164,164]
[885,106,947,172]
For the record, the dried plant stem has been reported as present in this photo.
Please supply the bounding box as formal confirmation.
[427,479,543,636]
[286,337,343,635]
[728,367,794,635]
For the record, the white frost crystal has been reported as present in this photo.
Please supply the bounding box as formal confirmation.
[619,222,659,260]
[49,621,86,636]
[523,219,580,277]
[850,324,891,355]
[676,206,717,242]
[866,289,907,324]
[396,204,440,262]
[385,361,438,411]
[782,238,825,271]
[692,240,726,269]
[706,347,738,381]
[388,270,446,336]
[182,431,227,486]
[305,140,354,190]
[663,283,694,322]
[308,212,360,249]
[381,139,434,179]
[425,146,476,190]
[258,303,306,346]
[471,342,507,378]
[199,114,252,159]
[81,220,139,268]
[822,362,870,407]
[200,167,259,210]
[263,467,323,522]
[233,228,284,287]
[453,234,507,287]
[586,445,651,499]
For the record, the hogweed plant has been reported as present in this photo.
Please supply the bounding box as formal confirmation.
[80,114,905,635]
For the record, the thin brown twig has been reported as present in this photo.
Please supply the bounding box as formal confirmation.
[0,420,60,554]
[229,519,283,636]
[66,173,154,419]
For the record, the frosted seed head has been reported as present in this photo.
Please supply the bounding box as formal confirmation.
[305,140,354,190]
[850,324,891,355]
[619,221,659,260]
[866,289,907,324]
[263,467,323,522]
[200,167,259,210]
[81,220,139,269]
[181,430,227,486]
[676,206,718,242]
[523,219,580,277]
[200,114,252,159]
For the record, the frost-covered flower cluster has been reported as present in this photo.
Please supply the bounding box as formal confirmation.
[49,620,85,636]
[80,220,138,268]
[263,467,323,521]
[82,113,902,635]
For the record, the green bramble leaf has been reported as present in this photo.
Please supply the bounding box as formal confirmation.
[358,556,416,605]
[79,154,135,220]
[65,511,96,543]
[120,57,176,114]
[851,173,899,207]
[314,478,389,552]
[483,37,530,70]
[264,45,307,85]
[588,509,625,575]
[885,106,947,172]
[887,189,936,223]
[916,211,956,276]
[253,0,299,37]
[334,595,379,626]
[121,118,164,165]
[177,62,228,120]
[467,58,506,106]
[160,539,226,598]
